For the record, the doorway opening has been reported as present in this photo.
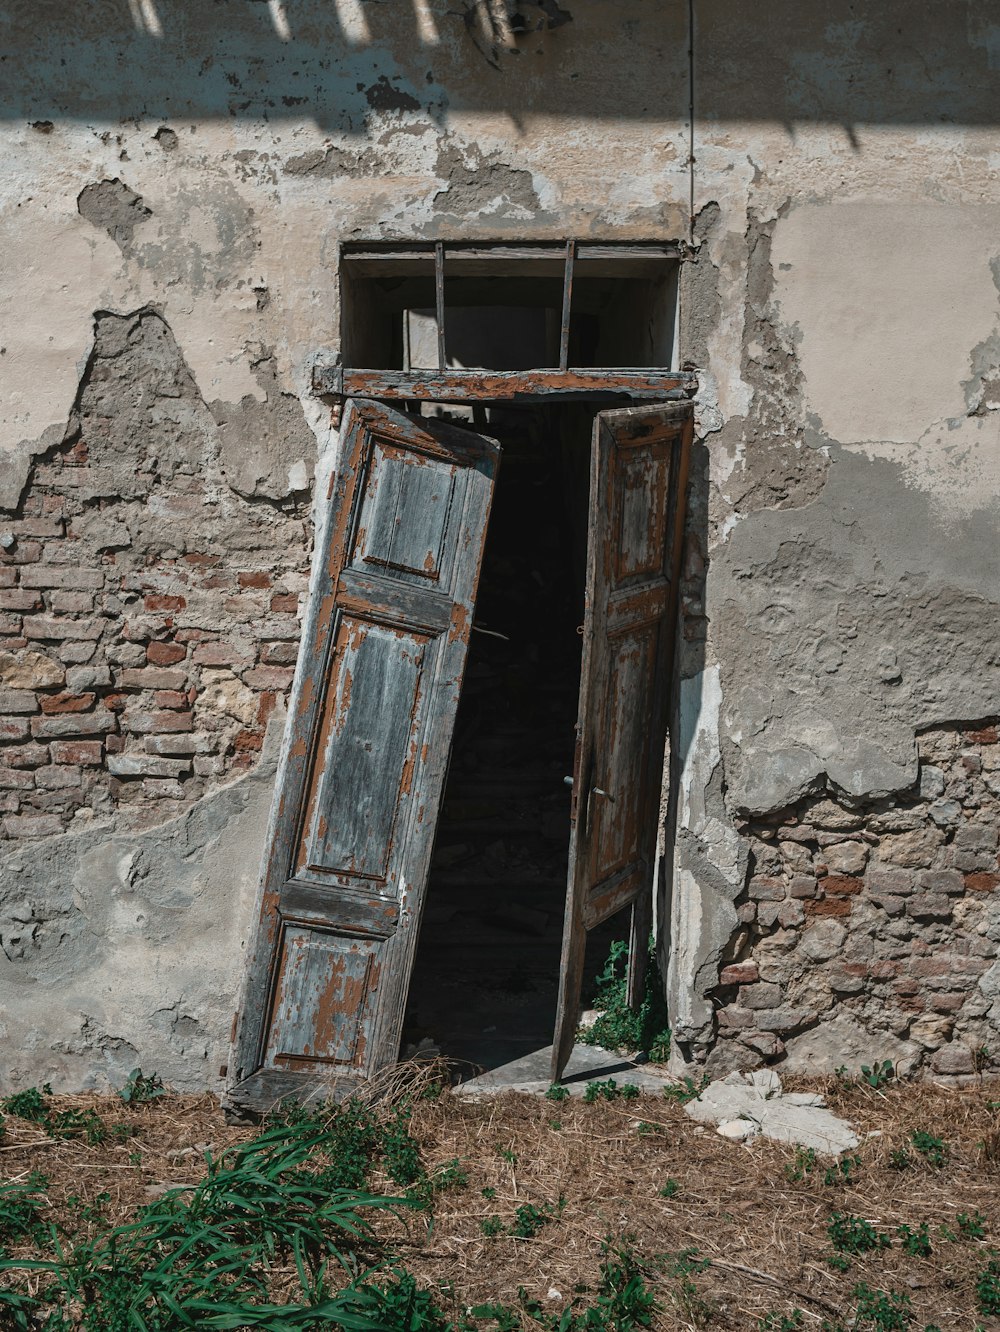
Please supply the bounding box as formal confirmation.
[403,401,625,1072]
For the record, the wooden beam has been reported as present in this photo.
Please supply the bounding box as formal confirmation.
[312,365,696,402]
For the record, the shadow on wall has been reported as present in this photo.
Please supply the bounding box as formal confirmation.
[2,0,998,129]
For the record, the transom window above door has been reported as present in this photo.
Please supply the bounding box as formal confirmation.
[315,241,690,403]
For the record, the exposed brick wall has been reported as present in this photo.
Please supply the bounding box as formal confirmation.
[0,309,313,839]
[714,721,1000,1078]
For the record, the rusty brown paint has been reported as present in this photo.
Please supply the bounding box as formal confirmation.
[312,366,696,403]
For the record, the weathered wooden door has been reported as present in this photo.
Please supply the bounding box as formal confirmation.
[228,399,499,1113]
[552,401,692,1080]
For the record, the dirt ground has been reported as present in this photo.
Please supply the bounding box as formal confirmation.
[2,1074,1000,1329]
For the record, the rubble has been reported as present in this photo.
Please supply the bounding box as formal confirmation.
[685,1070,860,1155]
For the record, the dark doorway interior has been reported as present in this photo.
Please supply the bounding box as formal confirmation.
[403,402,625,1073]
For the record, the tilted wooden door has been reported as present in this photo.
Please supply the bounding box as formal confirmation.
[229,399,499,1113]
[552,401,692,1081]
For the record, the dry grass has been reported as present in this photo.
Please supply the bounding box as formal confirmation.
[2,1073,1000,1329]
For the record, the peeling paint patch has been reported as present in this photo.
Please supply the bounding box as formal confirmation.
[77,178,152,252]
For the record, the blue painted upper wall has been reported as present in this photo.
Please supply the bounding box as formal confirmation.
[1,0,997,128]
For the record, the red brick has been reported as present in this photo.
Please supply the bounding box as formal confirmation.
[965,726,998,744]
[965,872,1000,893]
[257,692,278,726]
[823,874,863,895]
[804,897,852,917]
[0,541,42,564]
[269,593,297,613]
[0,767,34,790]
[0,569,16,588]
[0,589,43,611]
[120,667,187,689]
[154,690,188,708]
[234,730,263,752]
[50,740,103,765]
[243,666,294,691]
[144,594,186,612]
[719,962,759,986]
[39,692,95,715]
[238,571,271,588]
[10,517,63,539]
[910,957,951,978]
[866,960,900,980]
[0,717,30,741]
[0,614,23,634]
[146,641,186,666]
[103,693,127,713]
[5,743,50,767]
[183,553,220,568]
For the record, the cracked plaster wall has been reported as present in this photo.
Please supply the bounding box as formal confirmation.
[0,0,999,1087]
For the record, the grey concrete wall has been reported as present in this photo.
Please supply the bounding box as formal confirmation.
[0,0,998,1088]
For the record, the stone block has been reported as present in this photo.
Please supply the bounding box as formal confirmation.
[3,813,62,837]
[31,710,116,738]
[870,894,906,916]
[0,589,43,612]
[743,982,783,1010]
[121,709,194,735]
[748,875,785,902]
[0,717,30,740]
[0,767,34,790]
[144,732,216,756]
[261,641,298,665]
[865,867,915,895]
[930,1043,975,1075]
[66,664,112,691]
[120,667,188,689]
[19,566,104,590]
[242,666,295,691]
[788,874,818,898]
[915,869,965,895]
[919,765,946,799]
[823,840,869,874]
[0,690,37,713]
[107,754,191,778]
[24,616,103,641]
[142,778,186,799]
[906,893,952,921]
[955,823,999,851]
[877,828,943,869]
[777,900,805,928]
[5,743,49,767]
[57,641,98,663]
[754,1008,817,1033]
[34,765,83,789]
[49,591,95,614]
[717,1005,754,1029]
[0,649,64,688]
[797,919,847,962]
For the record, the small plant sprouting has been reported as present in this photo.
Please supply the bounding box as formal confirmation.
[860,1059,895,1090]
[977,1258,1000,1316]
[851,1282,913,1329]
[659,1179,680,1199]
[897,1222,931,1257]
[2,1085,52,1123]
[888,1148,912,1171]
[759,1312,804,1331]
[510,1200,560,1240]
[824,1155,862,1187]
[785,1146,817,1182]
[545,1083,569,1102]
[118,1069,165,1106]
[663,1075,709,1105]
[958,1210,987,1239]
[497,1147,517,1166]
[911,1130,947,1169]
[828,1211,891,1255]
[583,1079,640,1103]
[481,1186,497,1200]
[826,1252,852,1272]
[479,1215,504,1238]
[430,1158,469,1192]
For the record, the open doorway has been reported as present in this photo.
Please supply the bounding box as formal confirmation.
[403,403,626,1071]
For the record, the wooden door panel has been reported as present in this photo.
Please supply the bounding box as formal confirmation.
[552,401,692,1081]
[296,617,428,884]
[228,399,499,1114]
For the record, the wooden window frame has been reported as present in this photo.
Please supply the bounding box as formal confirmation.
[315,240,697,405]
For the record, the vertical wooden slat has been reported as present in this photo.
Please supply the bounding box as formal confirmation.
[435,241,447,371]
[559,239,576,371]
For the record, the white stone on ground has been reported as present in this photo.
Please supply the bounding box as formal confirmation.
[684,1069,859,1154]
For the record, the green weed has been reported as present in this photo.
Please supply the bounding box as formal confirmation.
[479,1216,504,1239]
[897,1222,931,1257]
[1,1086,52,1123]
[545,1084,569,1102]
[959,1210,987,1239]
[824,1156,861,1187]
[658,1180,679,1199]
[117,1069,165,1106]
[578,939,670,1061]
[911,1131,947,1168]
[662,1076,709,1105]
[976,1257,1000,1315]
[510,1201,558,1240]
[851,1282,912,1329]
[828,1212,891,1254]
[583,1079,639,1104]
[785,1147,817,1182]
[0,1172,51,1250]
[860,1060,895,1090]
[759,1312,803,1331]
